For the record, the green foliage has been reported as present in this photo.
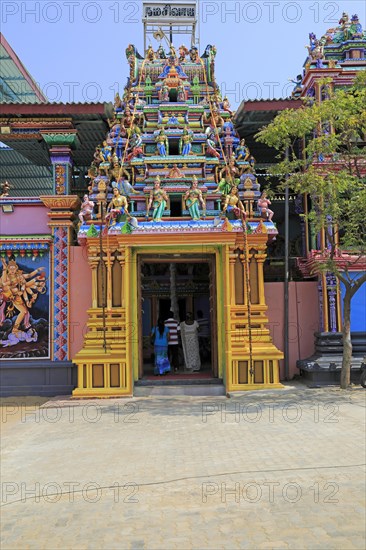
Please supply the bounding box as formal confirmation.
[256,71,366,267]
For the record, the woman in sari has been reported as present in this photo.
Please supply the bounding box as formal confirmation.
[151,318,171,375]
[180,313,201,372]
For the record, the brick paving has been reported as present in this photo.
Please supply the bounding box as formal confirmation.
[1,383,365,549]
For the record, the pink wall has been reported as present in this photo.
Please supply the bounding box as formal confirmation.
[69,246,92,358]
[1,204,49,235]
[265,282,319,379]
[67,255,320,376]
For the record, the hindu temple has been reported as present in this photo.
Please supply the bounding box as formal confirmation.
[1,6,365,396]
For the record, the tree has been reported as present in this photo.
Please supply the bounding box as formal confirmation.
[256,71,366,389]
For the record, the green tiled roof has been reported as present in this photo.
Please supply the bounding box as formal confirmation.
[0,33,47,104]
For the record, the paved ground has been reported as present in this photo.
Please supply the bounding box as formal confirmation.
[1,383,365,550]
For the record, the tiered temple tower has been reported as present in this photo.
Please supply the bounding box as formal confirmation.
[73,31,284,396]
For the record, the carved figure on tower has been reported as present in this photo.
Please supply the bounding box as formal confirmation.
[235,139,250,161]
[214,156,240,194]
[177,82,186,102]
[206,131,220,159]
[184,176,205,220]
[126,131,144,162]
[222,96,233,115]
[146,45,155,61]
[79,194,95,224]
[160,83,170,102]
[179,45,189,63]
[205,107,224,134]
[106,187,129,225]
[99,141,112,174]
[189,46,200,63]
[179,127,193,156]
[157,45,166,59]
[155,128,169,156]
[257,191,274,221]
[147,176,168,222]
[222,186,245,220]
[0,181,11,197]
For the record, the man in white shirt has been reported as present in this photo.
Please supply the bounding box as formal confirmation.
[165,311,180,372]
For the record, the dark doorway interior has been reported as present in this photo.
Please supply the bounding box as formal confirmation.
[139,259,216,379]
[170,195,182,217]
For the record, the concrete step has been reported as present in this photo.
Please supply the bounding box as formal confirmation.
[134,384,226,397]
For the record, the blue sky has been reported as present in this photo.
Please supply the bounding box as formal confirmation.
[2,1,366,106]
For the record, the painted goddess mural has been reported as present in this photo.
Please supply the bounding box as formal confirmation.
[0,258,49,357]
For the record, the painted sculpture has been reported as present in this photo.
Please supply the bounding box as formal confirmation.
[257,191,274,221]
[222,186,245,219]
[155,128,169,156]
[184,176,205,220]
[179,127,193,156]
[106,187,129,225]
[79,194,95,224]
[147,176,169,222]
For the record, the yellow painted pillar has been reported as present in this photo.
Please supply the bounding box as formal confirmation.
[106,248,113,310]
[89,258,99,309]
[255,252,266,306]
[117,246,126,307]
[228,247,237,306]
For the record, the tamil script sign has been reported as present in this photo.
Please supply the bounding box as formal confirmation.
[143,3,197,21]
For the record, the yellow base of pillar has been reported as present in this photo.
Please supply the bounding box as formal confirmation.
[228,383,284,392]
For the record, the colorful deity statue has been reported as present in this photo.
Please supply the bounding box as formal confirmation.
[147,176,168,221]
[157,45,166,59]
[222,96,233,115]
[99,141,112,174]
[179,45,189,63]
[113,93,123,112]
[214,156,240,194]
[0,258,46,336]
[205,107,224,133]
[184,176,205,220]
[235,139,250,161]
[122,106,134,129]
[106,187,129,225]
[179,127,193,155]
[0,181,11,197]
[257,191,274,221]
[349,14,363,39]
[306,33,324,67]
[160,83,170,102]
[222,186,245,220]
[155,128,169,156]
[126,131,144,162]
[79,194,95,224]
[189,46,200,63]
[168,165,185,179]
[177,82,186,102]
[146,45,155,61]
[206,132,220,159]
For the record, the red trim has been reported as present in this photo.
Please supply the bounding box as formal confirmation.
[240,99,302,112]
[0,103,109,115]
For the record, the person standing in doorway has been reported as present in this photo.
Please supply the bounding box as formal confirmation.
[197,309,211,363]
[180,312,201,372]
[151,318,171,375]
[165,311,180,373]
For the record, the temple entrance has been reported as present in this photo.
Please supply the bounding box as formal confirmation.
[137,255,218,380]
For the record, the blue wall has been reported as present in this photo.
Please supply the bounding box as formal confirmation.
[340,272,366,331]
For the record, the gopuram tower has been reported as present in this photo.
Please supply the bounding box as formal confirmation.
[73,2,284,396]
